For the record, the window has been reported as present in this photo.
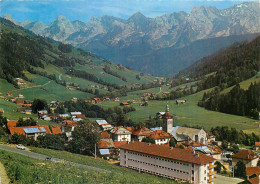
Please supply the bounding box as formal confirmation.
[192,177,194,181]
[204,170,206,174]
[192,170,194,174]
[204,177,206,181]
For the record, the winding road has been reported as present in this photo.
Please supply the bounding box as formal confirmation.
[0,144,108,172]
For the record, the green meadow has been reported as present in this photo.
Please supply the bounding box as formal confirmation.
[99,78,259,134]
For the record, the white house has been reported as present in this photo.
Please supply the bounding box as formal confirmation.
[111,126,131,142]
[147,130,171,145]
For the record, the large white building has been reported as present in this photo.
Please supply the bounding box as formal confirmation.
[119,142,216,184]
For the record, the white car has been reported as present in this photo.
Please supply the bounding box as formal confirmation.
[16,144,26,150]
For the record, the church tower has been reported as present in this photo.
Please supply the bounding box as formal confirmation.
[162,103,174,134]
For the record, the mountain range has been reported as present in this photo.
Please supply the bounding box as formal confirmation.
[3,2,260,75]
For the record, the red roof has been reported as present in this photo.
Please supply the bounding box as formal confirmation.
[121,102,129,105]
[0,109,4,113]
[232,149,259,160]
[7,120,18,129]
[98,139,114,149]
[183,141,205,147]
[51,125,62,135]
[255,142,260,147]
[101,131,110,139]
[126,127,135,133]
[119,142,215,165]
[147,130,171,140]
[163,112,172,119]
[248,175,260,184]
[114,141,127,148]
[62,120,76,127]
[208,145,223,154]
[16,100,24,104]
[93,98,101,103]
[76,114,85,119]
[22,104,32,107]
[131,127,153,136]
[246,167,260,176]
[9,125,51,135]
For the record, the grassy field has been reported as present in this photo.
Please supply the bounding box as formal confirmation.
[100,83,259,134]
[0,73,93,103]
[14,73,94,102]
[33,64,109,94]
[24,147,178,184]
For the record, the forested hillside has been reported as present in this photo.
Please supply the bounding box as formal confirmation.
[0,18,157,99]
[179,36,260,119]
[199,82,260,119]
[181,36,260,91]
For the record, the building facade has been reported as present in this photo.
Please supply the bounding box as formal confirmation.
[119,142,216,184]
[147,130,171,145]
[172,126,208,145]
[232,149,259,167]
[111,126,131,142]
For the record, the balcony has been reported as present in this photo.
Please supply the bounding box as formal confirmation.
[208,164,216,169]
[208,170,217,176]
[208,176,216,182]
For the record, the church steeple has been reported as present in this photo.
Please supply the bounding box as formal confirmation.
[163,102,174,134]
[163,102,172,119]
[166,102,169,113]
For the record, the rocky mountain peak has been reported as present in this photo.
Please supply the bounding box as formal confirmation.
[128,12,147,22]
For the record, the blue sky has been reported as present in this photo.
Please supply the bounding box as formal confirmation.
[0,0,257,24]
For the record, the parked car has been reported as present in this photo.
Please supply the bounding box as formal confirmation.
[16,144,26,150]
[45,156,56,162]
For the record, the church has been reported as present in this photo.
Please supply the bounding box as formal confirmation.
[161,103,208,145]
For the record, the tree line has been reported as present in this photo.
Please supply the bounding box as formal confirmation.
[103,66,127,82]
[199,82,260,119]
[210,126,259,146]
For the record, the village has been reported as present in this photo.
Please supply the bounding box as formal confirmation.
[1,91,260,184]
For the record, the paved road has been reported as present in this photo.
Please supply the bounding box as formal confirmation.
[215,174,244,184]
[0,144,108,172]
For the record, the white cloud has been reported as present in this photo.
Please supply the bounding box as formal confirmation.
[12,6,35,12]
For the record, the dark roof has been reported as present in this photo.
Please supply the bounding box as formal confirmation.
[119,141,215,165]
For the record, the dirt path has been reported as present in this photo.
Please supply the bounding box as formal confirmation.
[0,161,10,184]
